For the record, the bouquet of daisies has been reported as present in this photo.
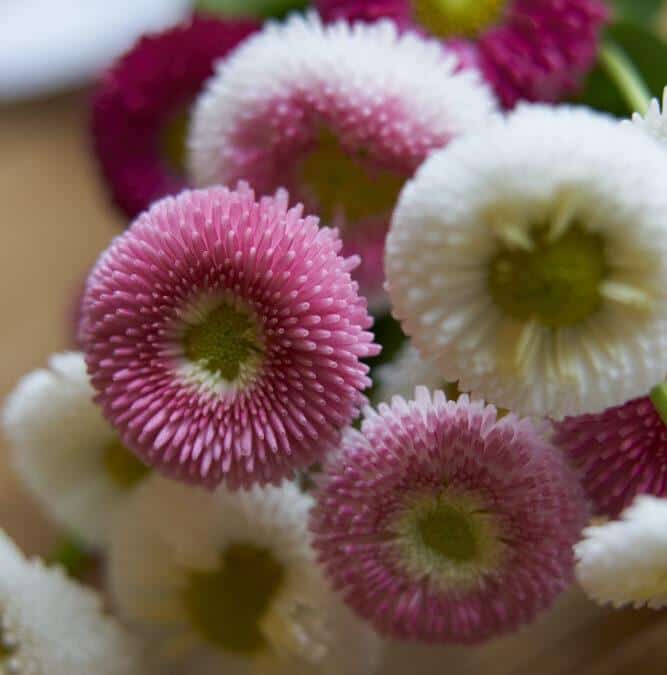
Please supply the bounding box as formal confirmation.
[4,0,667,672]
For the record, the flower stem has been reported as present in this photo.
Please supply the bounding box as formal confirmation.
[599,40,652,115]
[650,382,667,426]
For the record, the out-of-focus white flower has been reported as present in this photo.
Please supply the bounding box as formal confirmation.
[2,352,149,550]
[108,475,382,675]
[0,529,144,675]
[576,495,667,609]
[387,104,667,419]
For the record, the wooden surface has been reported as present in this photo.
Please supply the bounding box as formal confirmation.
[1,92,666,674]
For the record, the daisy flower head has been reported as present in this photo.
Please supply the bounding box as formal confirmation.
[109,475,382,675]
[576,495,667,609]
[316,0,608,108]
[91,14,258,218]
[310,388,587,643]
[387,105,667,419]
[2,352,149,551]
[188,12,497,309]
[0,530,143,675]
[553,382,667,518]
[624,87,667,147]
[80,185,379,489]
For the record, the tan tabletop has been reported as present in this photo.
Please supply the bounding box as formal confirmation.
[1,91,666,675]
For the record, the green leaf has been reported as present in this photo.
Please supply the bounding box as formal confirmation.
[577,21,667,116]
[612,0,661,27]
[196,0,309,19]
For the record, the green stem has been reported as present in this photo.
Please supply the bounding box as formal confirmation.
[599,40,652,115]
[650,382,667,427]
[46,535,96,579]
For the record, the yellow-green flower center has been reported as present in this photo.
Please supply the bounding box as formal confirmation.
[161,107,191,174]
[183,301,264,382]
[183,543,285,655]
[0,619,18,665]
[103,439,149,489]
[299,129,404,224]
[395,491,505,589]
[411,0,507,38]
[488,226,607,328]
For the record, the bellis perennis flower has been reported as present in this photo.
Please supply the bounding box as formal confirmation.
[92,14,257,218]
[80,184,379,489]
[387,105,667,419]
[311,389,587,643]
[2,352,149,550]
[576,495,667,609]
[188,13,497,308]
[109,476,381,675]
[316,0,608,108]
[0,530,143,675]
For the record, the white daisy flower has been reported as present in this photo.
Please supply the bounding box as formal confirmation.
[374,344,460,403]
[0,529,144,675]
[576,495,667,609]
[624,87,667,145]
[188,12,497,308]
[2,352,149,551]
[108,475,382,675]
[386,105,667,419]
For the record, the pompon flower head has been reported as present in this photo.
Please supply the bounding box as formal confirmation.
[624,87,667,146]
[188,13,497,309]
[387,105,667,419]
[0,530,143,675]
[80,185,379,489]
[2,352,149,551]
[310,388,587,643]
[91,14,257,218]
[375,343,460,403]
[576,495,667,609]
[316,0,608,108]
[553,382,667,518]
[109,475,382,675]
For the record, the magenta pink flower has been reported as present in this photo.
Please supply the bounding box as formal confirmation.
[80,185,379,489]
[553,391,667,518]
[188,14,496,310]
[316,0,609,108]
[310,388,587,643]
[91,14,258,218]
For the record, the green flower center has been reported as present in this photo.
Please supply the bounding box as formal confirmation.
[416,503,478,563]
[299,129,404,224]
[395,491,505,589]
[183,301,264,382]
[488,226,607,328]
[183,543,285,655]
[161,106,191,174]
[103,439,149,489]
[411,0,507,38]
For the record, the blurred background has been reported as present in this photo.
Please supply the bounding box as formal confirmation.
[2,1,667,673]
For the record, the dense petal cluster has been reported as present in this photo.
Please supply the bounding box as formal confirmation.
[553,393,667,518]
[2,352,149,550]
[576,496,667,609]
[188,13,497,308]
[91,14,257,218]
[387,105,667,419]
[81,185,379,489]
[0,530,143,675]
[109,476,381,675]
[310,389,587,643]
[316,0,608,107]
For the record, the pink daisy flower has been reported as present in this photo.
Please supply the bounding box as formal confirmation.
[316,0,609,108]
[91,14,258,219]
[310,388,587,643]
[553,384,667,518]
[188,13,497,309]
[80,184,379,489]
